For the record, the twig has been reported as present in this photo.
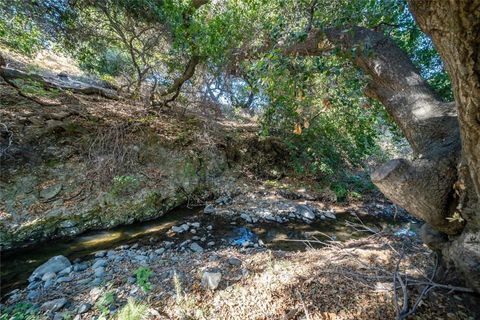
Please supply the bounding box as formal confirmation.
[296,290,311,320]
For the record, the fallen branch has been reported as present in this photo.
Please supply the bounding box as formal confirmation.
[0,67,119,100]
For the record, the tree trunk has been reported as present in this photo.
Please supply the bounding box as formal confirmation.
[408,0,480,293]
[285,26,463,234]
[283,3,480,291]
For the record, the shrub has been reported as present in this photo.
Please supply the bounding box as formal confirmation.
[134,266,153,292]
[0,13,43,56]
[0,302,39,320]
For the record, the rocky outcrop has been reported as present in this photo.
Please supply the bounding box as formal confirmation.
[0,80,233,250]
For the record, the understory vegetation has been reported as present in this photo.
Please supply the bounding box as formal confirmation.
[0,0,452,191]
[1,0,479,319]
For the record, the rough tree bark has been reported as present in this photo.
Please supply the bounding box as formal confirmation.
[283,1,480,291]
[285,26,463,233]
[408,0,480,292]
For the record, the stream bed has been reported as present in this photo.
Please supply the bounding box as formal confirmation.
[0,206,418,295]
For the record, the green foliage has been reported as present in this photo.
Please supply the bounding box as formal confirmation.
[134,266,153,292]
[117,298,149,320]
[77,46,131,77]
[331,174,375,202]
[0,10,43,56]
[0,302,39,320]
[111,175,140,196]
[96,291,116,316]
[12,79,61,98]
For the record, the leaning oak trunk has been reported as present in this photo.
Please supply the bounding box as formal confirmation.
[408,0,480,292]
[283,6,479,291]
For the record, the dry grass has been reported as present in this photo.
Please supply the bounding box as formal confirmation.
[27,235,477,320]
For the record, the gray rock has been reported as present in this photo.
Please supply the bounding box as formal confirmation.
[27,290,40,300]
[154,248,165,255]
[215,196,232,205]
[296,205,315,220]
[27,281,40,290]
[94,250,107,258]
[107,250,117,257]
[240,213,252,223]
[56,276,72,283]
[94,267,106,278]
[53,312,65,320]
[77,303,92,314]
[44,279,54,289]
[40,184,62,200]
[8,293,22,304]
[190,222,200,228]
[30,256,71,281]
[59,220,77,229]
[73,263,88,272]
[92,259,107,269]
[207,241,215,246]
[208,255,220,261]
[127,276,136,284]
[323,210,336,219]
[203,204,215,214]
[172,224,189,233]
[190,229,197,234]
[179,240,191,247]
[41,298,67,312]
[42,272,57,281]
[189,242,204,253]
[59,266,72,275]
[201,271,222,290]
[228,258,242,267]
[134,255,147,262]
[206,225,213,230]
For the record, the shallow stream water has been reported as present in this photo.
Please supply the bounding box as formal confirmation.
[0,206,417,295]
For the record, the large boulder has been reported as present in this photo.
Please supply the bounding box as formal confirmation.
[29,255,71,281]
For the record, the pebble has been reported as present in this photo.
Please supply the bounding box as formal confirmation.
[155,248,165,255]
[208,255,220,261]
[207,225,213,230]
[201,271,222,290]
[73,263,88,272]
[44,279,54,289]
[191,222,200,228]
[27,281,40,290]
[228,258,242,267]
[27,290,40,300]
[41,298,67,312]
[94,250,107,258]
[207,241,215,246]
[94,267,106,278]
[53,312,65,320]
[190,242,204,253]
[56,276,72,283]
[323,211,336,219]
[77,303,92,314]
[204,204,215,214]
[92,259,107,269]
[58,266,72,275]
[240,213,252,223]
